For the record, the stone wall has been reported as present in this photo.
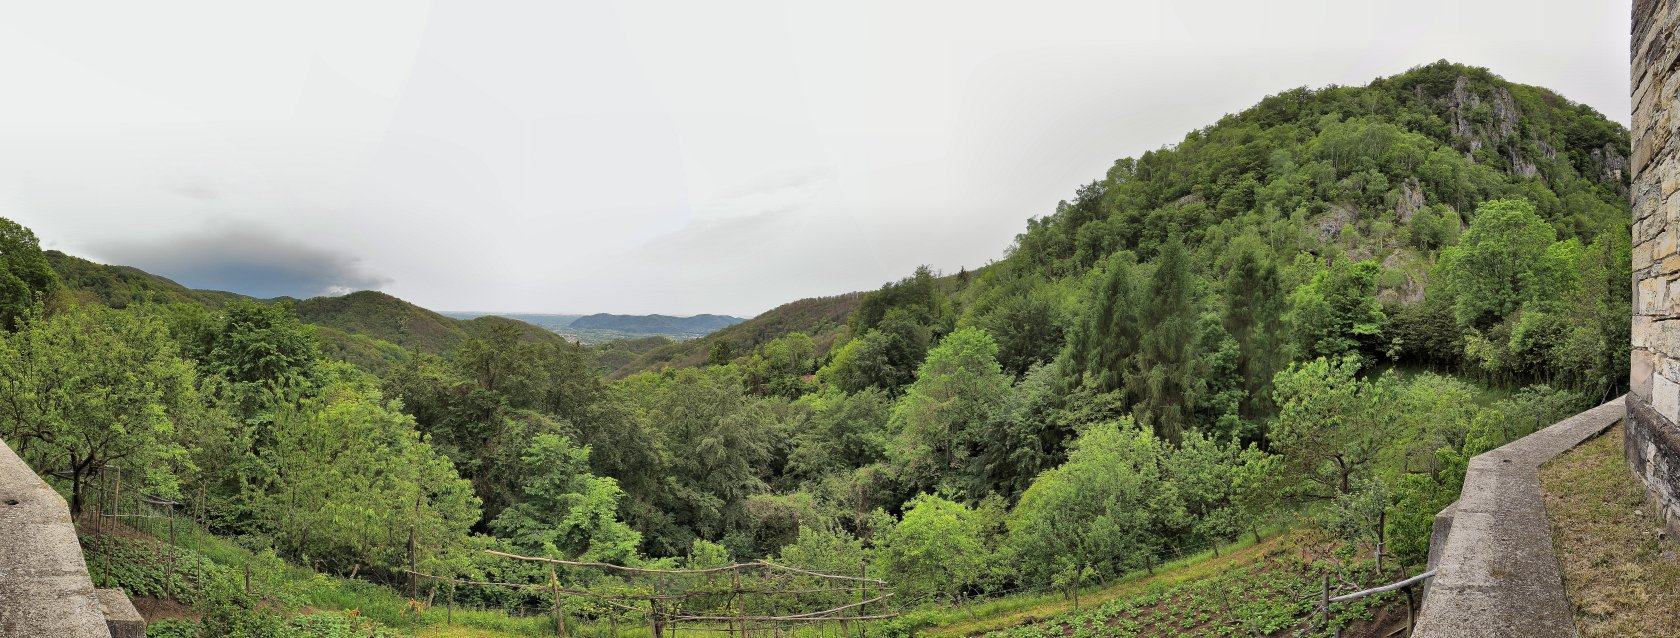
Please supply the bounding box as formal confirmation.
[0,436,118,637]
[1630,0,1680,537]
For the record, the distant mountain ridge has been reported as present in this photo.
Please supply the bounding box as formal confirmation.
[440,311,744,344]
[45,252,565,370]
[569,313,744,334]
[603,292,864,378]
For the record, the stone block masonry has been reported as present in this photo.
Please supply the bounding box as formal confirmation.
[1630,0,1680,539]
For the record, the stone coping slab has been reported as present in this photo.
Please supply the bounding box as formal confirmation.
[0,436,114,637]
[1414,397,1626,638]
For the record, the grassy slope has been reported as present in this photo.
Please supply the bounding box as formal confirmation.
[918,530,1403,638]
[914,534,1286,638]
[1540,424,1680,637]
[86,522,554,637]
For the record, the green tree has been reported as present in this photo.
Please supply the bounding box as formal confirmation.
[1285,259,1386,366]
[1007,421,1184,604]
[1434,199,1570,329]
[741,332,816,398]
[1070,253,1139,393]
[1165,431,1275,553]
[1125,239,1200,441]
[1269,357,1388,499]
[1222,240,1284,419]
[850,266,947,335]
[975,278,1066,376]
[251,376,480,575]
[786,387,891,482]
[199,300,321,420]
[888,328,1011,497]
[618,366,772,553]
[707,340,734,366]
[0,305,195,515]
[879,493,987,603]
[491,433,642,564]
[978,362,1073,498]
[0,217,57,329]
[821,309,932,394]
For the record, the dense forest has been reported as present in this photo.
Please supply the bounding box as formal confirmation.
[0,61,1632,636]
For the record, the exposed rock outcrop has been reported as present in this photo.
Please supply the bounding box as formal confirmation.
[1590,142,1630,185]
[1314,202,1358,242]
[1440,74,1550,179]
[1394,177,1426,223]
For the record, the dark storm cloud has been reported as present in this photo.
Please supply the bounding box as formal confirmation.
[91,227,390,299]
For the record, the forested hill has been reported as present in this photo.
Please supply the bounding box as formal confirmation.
[294,290,560,352]
[47,249,248,309]
[43,251,562,367]
[670,61,1631,402]
[606,291,864,377]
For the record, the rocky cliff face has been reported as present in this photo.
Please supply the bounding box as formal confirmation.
[1440,74,1543,178]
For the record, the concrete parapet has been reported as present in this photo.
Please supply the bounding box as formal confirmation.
[1413,398,1625,638]
[98,589,145,638]
[0,436,116,637]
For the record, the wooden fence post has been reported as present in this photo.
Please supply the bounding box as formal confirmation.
[550,565,567,637]
[857,558,869,638]
[732,569,744,637]
[166,502,176,598]
[650,575,664,638]
[1319,573,1330,628]
[1404,586,1415,637]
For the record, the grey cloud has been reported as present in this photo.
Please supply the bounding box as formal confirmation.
[90,227,390,299]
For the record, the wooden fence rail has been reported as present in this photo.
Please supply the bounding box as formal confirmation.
[405,548,896,637]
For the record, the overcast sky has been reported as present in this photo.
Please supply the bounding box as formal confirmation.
[0,1,1630,316]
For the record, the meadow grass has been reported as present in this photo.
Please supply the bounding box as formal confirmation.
[908,529,1286,637]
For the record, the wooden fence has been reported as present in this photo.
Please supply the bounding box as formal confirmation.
[405,548,895,637]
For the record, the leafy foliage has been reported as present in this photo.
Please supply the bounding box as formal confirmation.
[0,59,1637,634]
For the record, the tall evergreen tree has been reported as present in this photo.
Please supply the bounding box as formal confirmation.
[1126,239,1199,441]
[1071,253,1139,393]
[1223,242,1284,419]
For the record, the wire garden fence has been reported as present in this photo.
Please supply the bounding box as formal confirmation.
[72,464,897,636]
[408,549,894,637]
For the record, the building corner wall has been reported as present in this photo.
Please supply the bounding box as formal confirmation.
[1630,0,1680,537]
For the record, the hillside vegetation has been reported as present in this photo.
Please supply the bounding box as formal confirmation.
[44,253,571,370]
[47,250,248,309]
[609,292,864,377]
[0,61,1632,637]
